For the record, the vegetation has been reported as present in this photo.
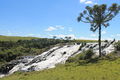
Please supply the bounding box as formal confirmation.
[114,41,120,51]
[0,35,99,65]
[73,39,98,43]
[66,49,95,63]
[77,3,120,57]
[1,56,120,80]
[0,35,39,41]
[0,2,120,80]
[0,37,66,65]
[0,34,120,80]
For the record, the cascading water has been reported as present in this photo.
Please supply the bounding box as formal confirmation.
[0,40,115,78]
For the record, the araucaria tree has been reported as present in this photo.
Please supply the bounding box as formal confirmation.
[77,3,120,57]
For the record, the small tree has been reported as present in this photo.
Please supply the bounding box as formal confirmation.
[77,3,120,57]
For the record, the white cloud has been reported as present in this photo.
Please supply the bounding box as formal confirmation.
[56,26,64,30]
[80,0,97,5]
[45,26,64,32]
[45,26,57,31]
[85,1,93,4]
[80,0,86,3]
[102,31,106,35]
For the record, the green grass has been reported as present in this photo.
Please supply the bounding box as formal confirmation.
[74,39,98,43]
[1,58,120,80]
[0,35,98,43]
[0,35,39,41]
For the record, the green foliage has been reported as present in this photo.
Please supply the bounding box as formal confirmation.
[105,53,118,60]
[67,49,95,63]
[100,51,120,61]
[0,35,99,64]
[77,3,120,57]
[114,41,120,51]
[0,35,39,41]
[0,38,65,63]
[73,39,97,43]
[77,3,120,30]
[83,49,95,60]
[1,58,120,80]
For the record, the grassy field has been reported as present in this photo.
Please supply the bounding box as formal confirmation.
[1,58,120,80]
[0,35,39,41]
[73,39,98,43]
[0,35,98,42]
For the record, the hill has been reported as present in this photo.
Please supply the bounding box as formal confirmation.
[0,35,39,41]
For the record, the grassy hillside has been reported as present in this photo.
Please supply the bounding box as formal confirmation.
[0,36,119,80]
[0,35,39,41]
[1,58,120,80]
[0,35,98,42]
[74,39,98,43]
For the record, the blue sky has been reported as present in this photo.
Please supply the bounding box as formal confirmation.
[0,0,120,40]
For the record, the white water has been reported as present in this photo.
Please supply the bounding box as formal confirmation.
[0,41,115,78]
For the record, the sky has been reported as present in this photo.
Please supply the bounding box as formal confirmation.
[0,0,120,40]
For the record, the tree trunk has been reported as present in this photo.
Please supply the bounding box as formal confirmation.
[98,24,102,57]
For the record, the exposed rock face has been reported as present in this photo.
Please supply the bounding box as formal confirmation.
[0,40,115,78]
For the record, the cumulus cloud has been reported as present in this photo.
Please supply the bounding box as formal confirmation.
[80,0,97,4]
[45,26,57,31]
[45,26,64,32]
[56,26,64,30]
[85,1,93,4]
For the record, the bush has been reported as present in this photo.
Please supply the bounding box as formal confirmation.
[67,49,95,63]
[114,41,120,51]
[103,51,119,60]
[83,49,94,60]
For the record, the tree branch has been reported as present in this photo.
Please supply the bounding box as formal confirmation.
[80,19,90,23]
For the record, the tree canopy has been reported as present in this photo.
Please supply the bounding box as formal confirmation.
[77,3,120,57]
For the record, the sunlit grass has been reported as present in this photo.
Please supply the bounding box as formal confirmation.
[0,35,39,41]
[1,58,120,80]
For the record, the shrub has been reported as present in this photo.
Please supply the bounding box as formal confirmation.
[67,49,95,63]
[114,41,120,51]
[83,49,94,60]
[104,51,119,60]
